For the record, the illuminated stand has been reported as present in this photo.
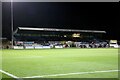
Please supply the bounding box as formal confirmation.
[13,27,106,49]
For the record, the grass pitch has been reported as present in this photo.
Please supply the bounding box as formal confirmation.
[1,48,118,79]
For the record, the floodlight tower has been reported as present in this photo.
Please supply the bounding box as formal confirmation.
[11,0,14,48]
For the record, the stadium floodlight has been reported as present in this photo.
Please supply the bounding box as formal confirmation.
[11,0,14,48]
[17,27,106,34]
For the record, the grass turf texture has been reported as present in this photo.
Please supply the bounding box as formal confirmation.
[1,48,118,78]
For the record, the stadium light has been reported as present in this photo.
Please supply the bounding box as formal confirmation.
[11,0,14,48]
[72,33,80,38]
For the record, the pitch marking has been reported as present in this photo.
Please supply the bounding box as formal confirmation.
[0,69,22,80]
[23,70,119,78]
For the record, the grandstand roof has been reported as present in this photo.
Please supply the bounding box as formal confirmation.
[14,27,106,34]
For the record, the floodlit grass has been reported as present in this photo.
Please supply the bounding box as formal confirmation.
[1,48,118,78]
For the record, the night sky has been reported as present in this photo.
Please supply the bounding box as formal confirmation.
[2,2,119,40]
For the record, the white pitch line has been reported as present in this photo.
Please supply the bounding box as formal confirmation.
[23,70,119,78]
[0,69,22,80]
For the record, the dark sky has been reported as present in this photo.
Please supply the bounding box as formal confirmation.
[2,2,119,40]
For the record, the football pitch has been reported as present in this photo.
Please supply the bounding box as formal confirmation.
[1,48,119,79]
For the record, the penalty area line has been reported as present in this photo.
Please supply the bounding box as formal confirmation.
[23,70,119,78]
[0,69,23,80]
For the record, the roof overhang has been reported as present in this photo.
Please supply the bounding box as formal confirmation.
[15,27,106,34]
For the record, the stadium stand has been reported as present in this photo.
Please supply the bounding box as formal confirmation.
[10,27,110,49]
